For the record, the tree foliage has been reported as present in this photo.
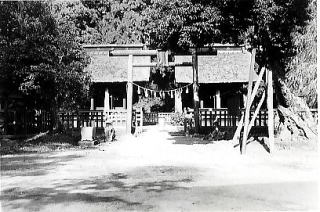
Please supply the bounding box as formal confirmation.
[142,0,255,51]
[142,0,222,51]
[286,1,317,107]
[1,0,316,111]
[53,0,149,44]
[0,1,90,111]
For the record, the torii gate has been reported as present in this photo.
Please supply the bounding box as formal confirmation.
[109,47,274,154]
[108,49,200,135]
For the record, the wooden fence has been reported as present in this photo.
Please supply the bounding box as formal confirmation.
[1,110,52,135]
[1,108,317,135]
[185,108,268,128]
[58,109,142,130]
[159,113,175,123]
[143,112,158,125]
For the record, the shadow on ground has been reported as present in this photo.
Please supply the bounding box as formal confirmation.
[1,153,83,177]
[0,166,195,211]
[168,131,217,145]
[2,177,317,211]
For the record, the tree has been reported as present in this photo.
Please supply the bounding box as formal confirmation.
[0,1,90,130]
[142,0,222,51]
[52,1,101,44]
[248,0,317,140]
[141,0,317,141]
[286,2,316,108]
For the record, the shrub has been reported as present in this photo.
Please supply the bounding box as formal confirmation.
[170,112,185,126]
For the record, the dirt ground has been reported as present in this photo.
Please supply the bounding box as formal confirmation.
[1,126,319,211]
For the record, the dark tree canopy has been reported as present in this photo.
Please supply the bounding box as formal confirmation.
[1,0,316,110]
[0,1,90,111]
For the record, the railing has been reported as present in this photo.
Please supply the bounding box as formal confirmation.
[133,108,143,127]
[143,112,158,125]
[186,108,268,128]
[106,109,127,126]
[1,110,51,135]
[58,109,144,130]
[159,112,175,123]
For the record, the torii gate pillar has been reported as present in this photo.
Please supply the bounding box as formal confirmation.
[126,54,133,134]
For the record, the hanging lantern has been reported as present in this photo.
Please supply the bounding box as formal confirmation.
[185,86,189,94]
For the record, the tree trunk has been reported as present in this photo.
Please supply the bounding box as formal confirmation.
[274,74,317,142]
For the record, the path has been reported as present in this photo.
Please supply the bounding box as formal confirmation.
[1,126,318,211]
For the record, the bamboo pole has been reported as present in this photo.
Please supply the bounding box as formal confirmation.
[241,48,256,154]
[267,69,275,153]
[126,54,133,134]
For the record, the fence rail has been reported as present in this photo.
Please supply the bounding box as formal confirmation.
[1,108,317,135]
[58,109,144,130]
[186,108,268,128]
[159,113,175,123]
[143,112,158,125]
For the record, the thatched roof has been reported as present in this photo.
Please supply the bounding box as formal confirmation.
[175,50,258,83]
[84,44,257,84]
[84,47,150,83]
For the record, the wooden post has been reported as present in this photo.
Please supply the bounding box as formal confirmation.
[104,88,110,115]
[110,95,113,110]
[248,67,266,106]
[241,48,256,154]
[216,89,221,109]
[247,90,266,134]
[174,90,183,113]
[90,98,94,110]
[126,54,133,134]
[192,49,200,134]
[267,69,274,153]
[232,115,244,143]
[123,98,126,109]
[90,98,95,127]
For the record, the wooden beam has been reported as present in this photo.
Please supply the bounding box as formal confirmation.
[241,48,256,154]
[110,50,157,56]
[126,54,133,134]
[247,90,266,135]
[90,98,94,110]
[110,95,113,110]
[248,67,266,106]
[267,69,275,153]
[132,62,192,67]
[232,115,244,143]
[216,90,221,109]
[174,90,183,113]
[123,98,126,109]
[103,88,110,124]
[192,49,200,134]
